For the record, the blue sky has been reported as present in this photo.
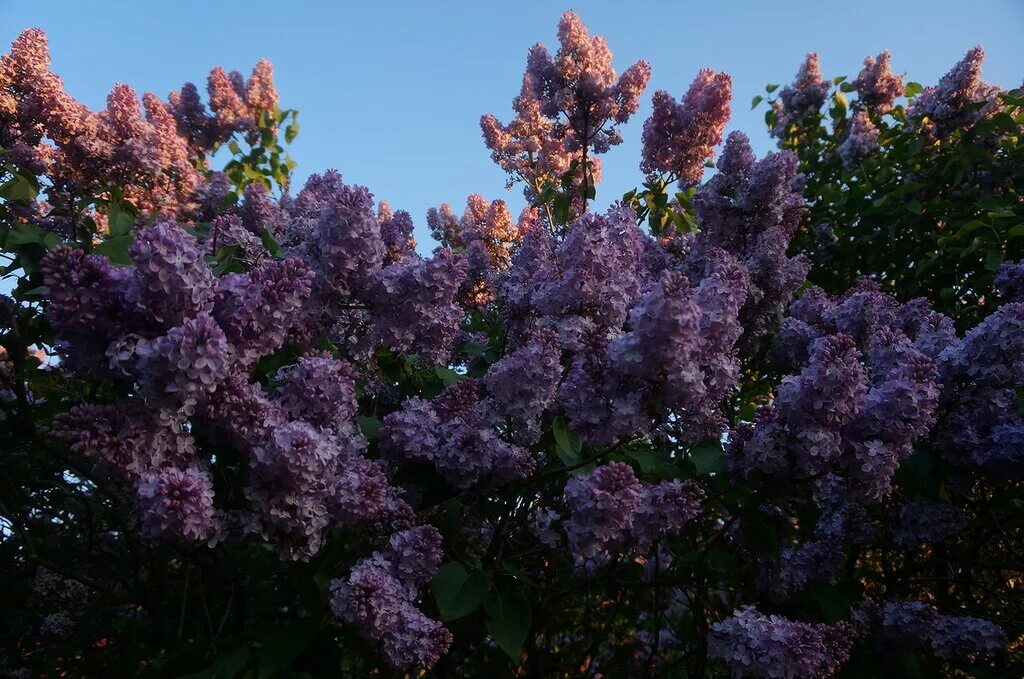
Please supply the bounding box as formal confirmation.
[3,1,1022,247]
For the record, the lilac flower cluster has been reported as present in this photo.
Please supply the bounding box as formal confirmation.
[1,29,228,214]
[837,111,880,170]
[893,501,967,545]
[691,131,808,339]
[427,195,516,304]
[135,466,222,544]
[560,253,746,444]
[640,69,732,186]
[855,600,1006,661]
[368,249,468,364]
[168,58,280,150]
[377,201,417,264]
[770,53,831,137]
[482,328,563,444]
[480,12,649,214]
[709,606,853,678]
[731,284,944,500]
[380,381,535,490]
[329,526,451,670]
[561,462,701,565]
[526,12,650,154]
[764,481,874,597]
[994,259,1024,303]
[908,46,1001,136]
[853,50,904,115]
[934,302,1024,471]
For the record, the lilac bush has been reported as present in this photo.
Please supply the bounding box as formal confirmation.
[1,15,1021,679]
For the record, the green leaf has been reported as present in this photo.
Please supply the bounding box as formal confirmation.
[260,228,282,257]
[5,222,48,246]
[213,244,240,275]
[107,202,135,237]
[750,95,763,110]
[765,83,779,94]
[552,193,571,224]
[905,81,923,97]
[179,644,253,679]
[485,590,532,662]
[552,416,582,467]
[839,81,856,93]
[285,120,300,144]
[431,562,488,621]
[252,619,318,678]
[434,366,466,387]
[690,438,726,475]
[357,415,380,440]
[0,173,37,202]
[832,75,847,85]
[93,235,134,266]
[228,139,243,155]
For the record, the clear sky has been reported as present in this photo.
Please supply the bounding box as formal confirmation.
[2,1,1022,247]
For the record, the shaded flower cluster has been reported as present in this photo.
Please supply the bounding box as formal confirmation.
[329,527,451,670]
[691,131,808,339]
[855,600,1006,662]
[709,606,853,678]
[562,462,701,565]
[380,380,535,490]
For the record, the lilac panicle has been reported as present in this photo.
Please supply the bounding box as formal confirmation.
[127,220,215,327]
[482,327,562,443]
[369,249,468,365]
[908,46,1000,136]
[640,69,732,185]
[709,606,852,678]
[837,110,879,169]
[853,50,904,114]
[771,52,830,138]
[135,466,221,544]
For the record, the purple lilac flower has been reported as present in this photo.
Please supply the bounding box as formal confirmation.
[531,507,562,547]
[640,69,732,186]
[894,501,968,545]
[853,51,904,114]
[710,607,852,678]
[771,53,830,138]
[135,313,233,404]
[631,479,702,547]
[240,181,285,235]
[994,260,1024,303]
[329,559,451,670]
[55,403,195,478]
[908,46,1001,136]
[857,600,1007,661]
[692,131,808,340]
[247,421,356,560]
[482,328,562,444]
[837,110,879,170]
[274,352,357,433]
[41,245,131,370]
[127,220,214,327]
[380,381,535,490]
[533,204,647,344]
[135,466,221,543]
[381,525,444,588]
[369,249,467,365]
[212,257,314,366]
[563,462,644,561]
